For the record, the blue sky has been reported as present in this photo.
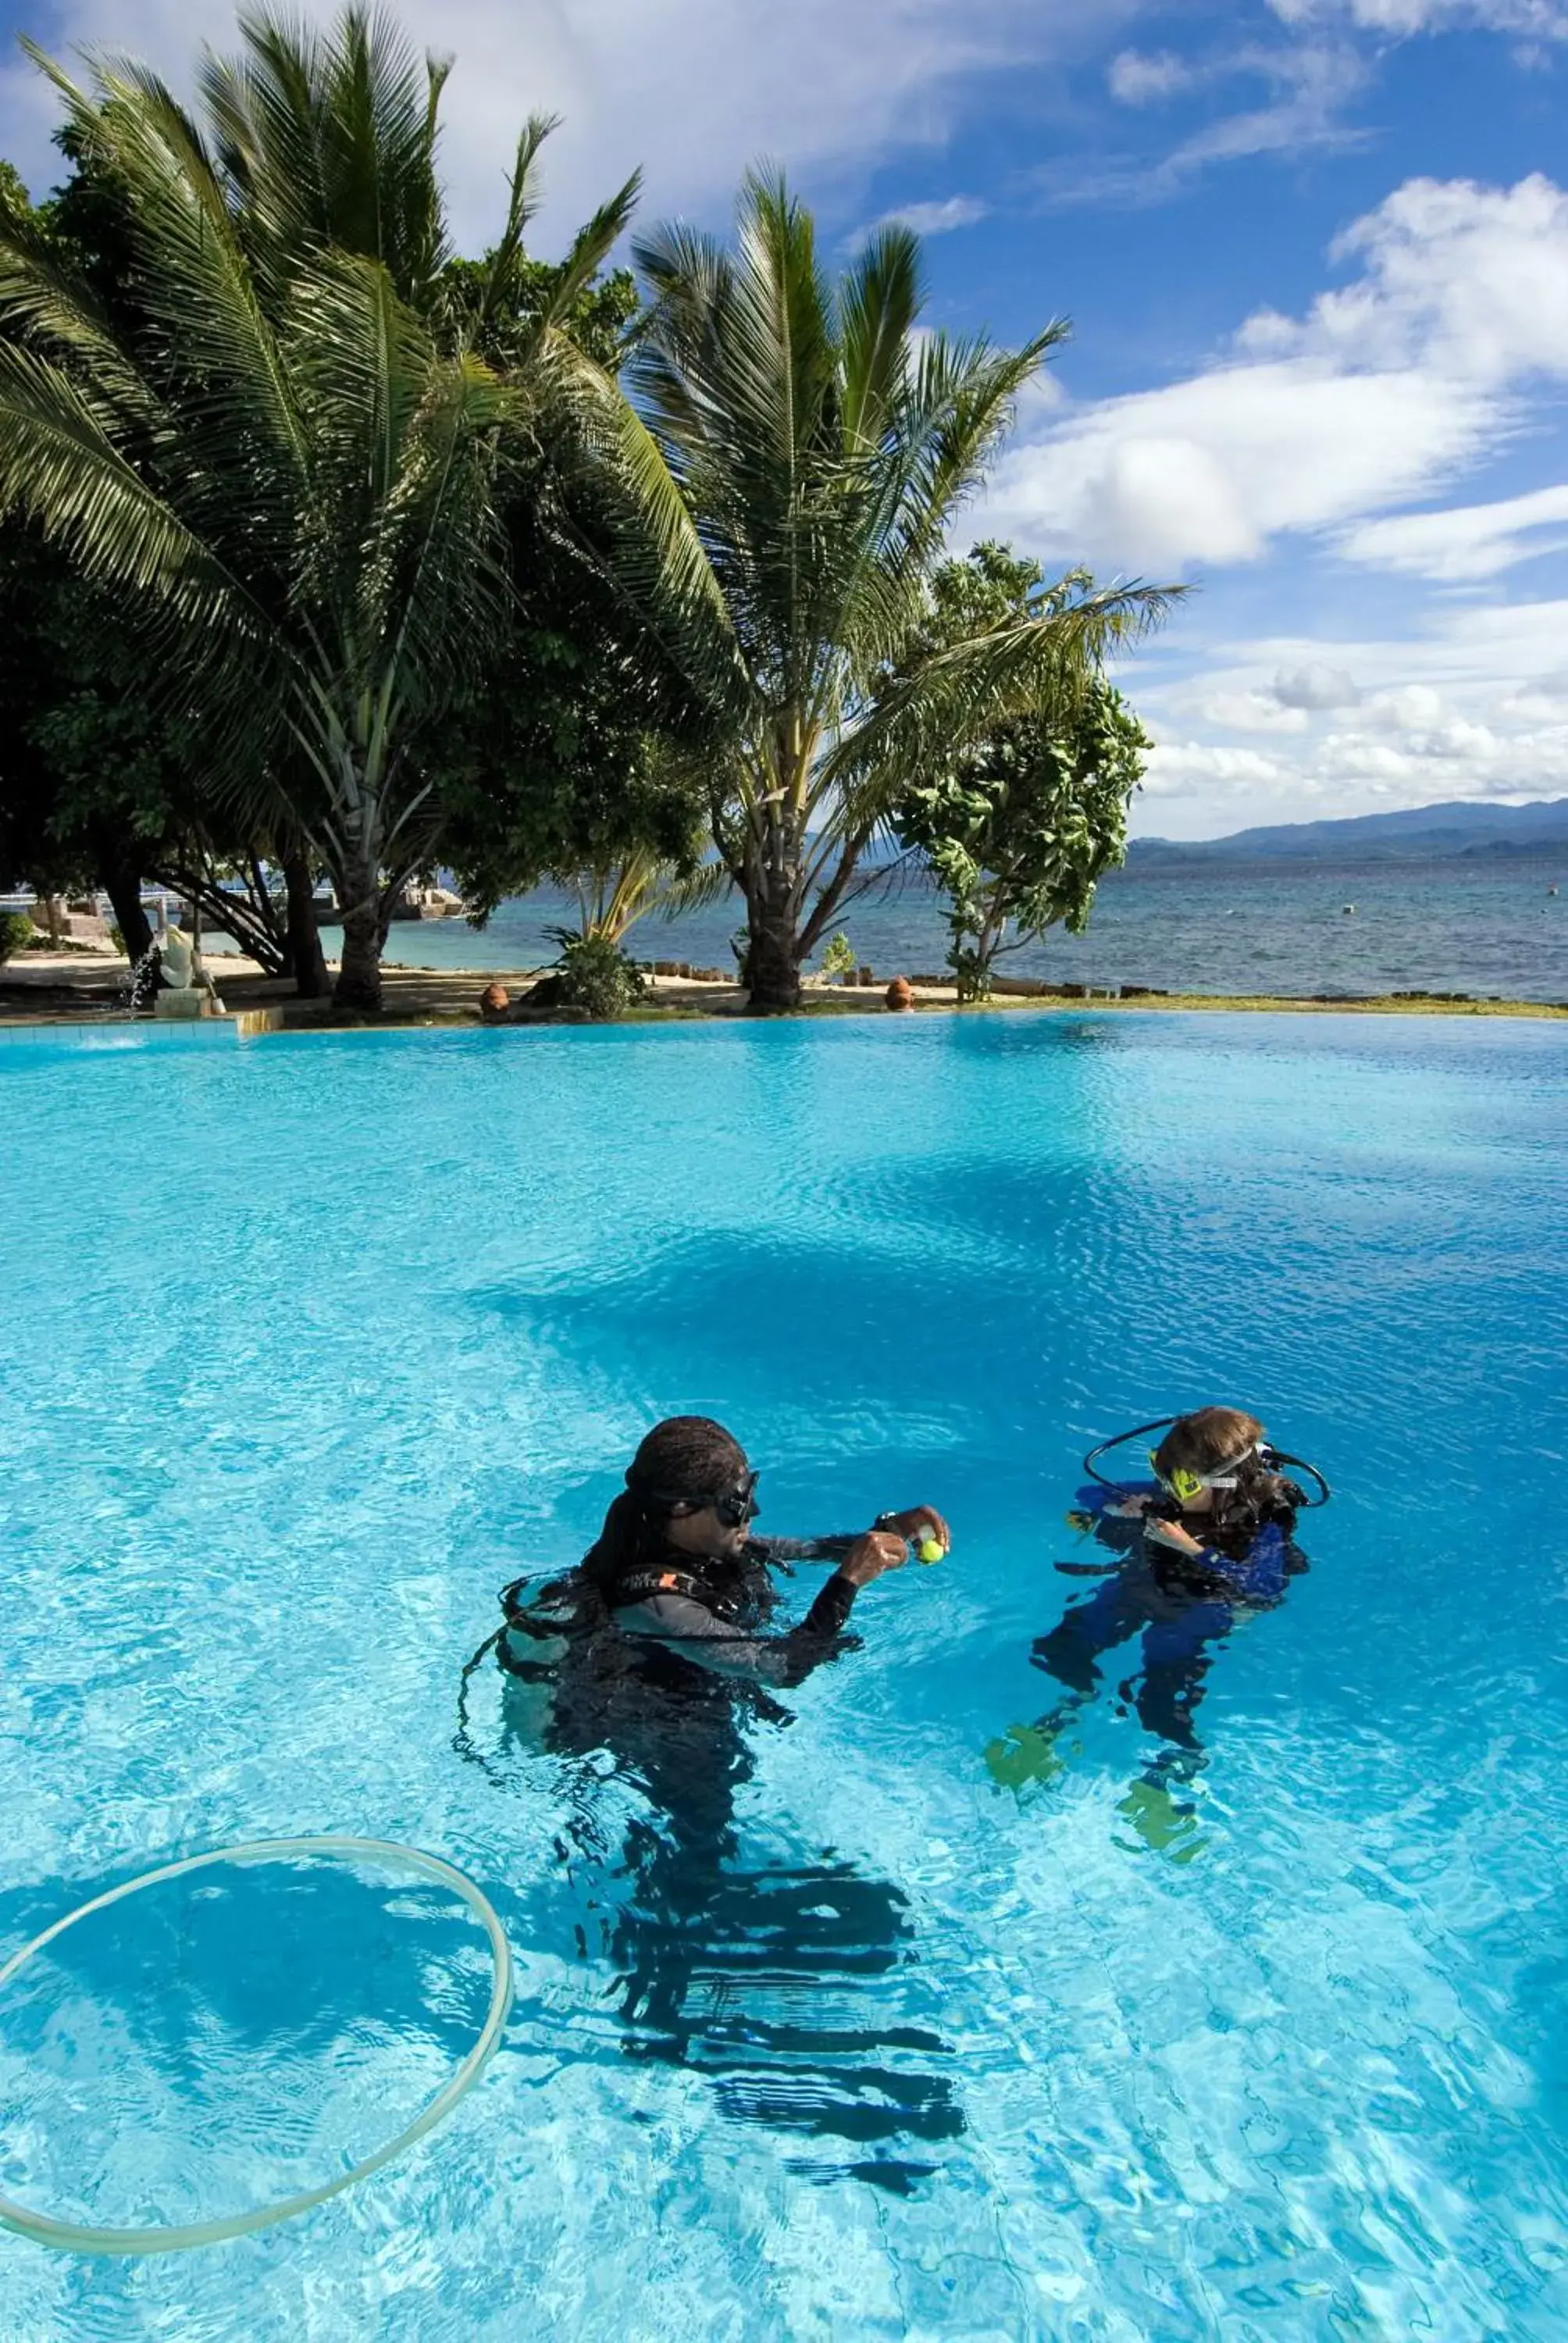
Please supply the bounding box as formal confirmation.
[4,0,1567,836]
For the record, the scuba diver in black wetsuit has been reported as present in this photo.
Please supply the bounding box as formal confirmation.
[464,1417,961,2187]
[985,1407,1327,1858]
[571,1414,950,1681]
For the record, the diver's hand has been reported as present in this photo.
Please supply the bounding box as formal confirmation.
[1144,1516,1206,1556]
[1110,1494,1153,1518]
[876,1506,951,1555]
[838,1530,911,1588]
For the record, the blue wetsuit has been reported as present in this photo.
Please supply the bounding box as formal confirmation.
[1034,1482,1306,1763]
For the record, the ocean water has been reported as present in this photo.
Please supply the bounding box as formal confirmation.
[250,858,1568,1002]
[2,1012,1566,2338]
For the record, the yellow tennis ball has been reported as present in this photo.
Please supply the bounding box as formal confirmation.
[918,1536,945,1564]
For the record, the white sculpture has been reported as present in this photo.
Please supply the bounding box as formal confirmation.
[154,924,225,1017]
[159,926,194,987]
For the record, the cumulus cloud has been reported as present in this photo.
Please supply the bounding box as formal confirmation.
[1141,741,1295,795]
[975,173,1568,575]
[1196,690,1311,732]
[978,358,1488,571]
[1128,600,1568,833]
[1273,663,1363,708]
[1246,172,1568,380]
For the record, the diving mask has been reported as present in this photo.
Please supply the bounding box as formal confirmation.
[709,1471,760,1528]
[632,1466,759,1527]
[1152,1444,1256,1506]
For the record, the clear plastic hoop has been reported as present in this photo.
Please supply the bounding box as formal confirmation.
[0,1835,515,2257]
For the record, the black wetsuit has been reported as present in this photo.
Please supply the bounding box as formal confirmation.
[476,1532,962,2181]
[599,1531,866,1687]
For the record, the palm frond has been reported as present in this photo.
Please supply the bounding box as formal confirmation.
[0,217,167,440]
[534,170,642,342]
[469,109,560,330]
[202,5,451,305]
[0,339,264,634]
[543,324,750,717]
[837,223,921,450]
[820,585,1182,819]
[36,47,315,520]
[657,856,736,919]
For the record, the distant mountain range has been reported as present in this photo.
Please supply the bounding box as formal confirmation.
[1130,797,1568,865]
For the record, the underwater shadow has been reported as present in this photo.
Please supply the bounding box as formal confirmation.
[456,1617,963,2191]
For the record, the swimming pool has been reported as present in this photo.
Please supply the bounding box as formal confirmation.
[2,1011,1565,2337]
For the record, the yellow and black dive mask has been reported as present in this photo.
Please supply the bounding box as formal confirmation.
[1082,1417,1331,1507]
[1152,1446,1256,1507]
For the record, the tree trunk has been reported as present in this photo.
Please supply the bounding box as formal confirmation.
[335,904,382,1008]
[744,886,802,1011]
[333,840,384,1010]
[95,847,153,965]
[283,850,330,998]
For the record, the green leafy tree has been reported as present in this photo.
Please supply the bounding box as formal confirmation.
[0,144,329,981]
[896,544,1153,1001]
[622,173,1172,1011]
[0,12,652,1009]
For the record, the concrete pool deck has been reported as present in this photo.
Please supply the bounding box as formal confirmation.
[2,950,1566,1031]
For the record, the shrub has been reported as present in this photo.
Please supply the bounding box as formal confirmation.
[548,930,647,1019]
[820,932,857,983]
[0,911,34,964]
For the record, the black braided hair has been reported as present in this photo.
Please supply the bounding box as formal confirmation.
[580,1418,751,1589]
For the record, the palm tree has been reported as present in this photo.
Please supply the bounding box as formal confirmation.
[0,12,638,1008]
[626,173,1174,1011]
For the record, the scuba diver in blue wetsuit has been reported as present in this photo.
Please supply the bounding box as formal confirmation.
[985,1407,1328,1855]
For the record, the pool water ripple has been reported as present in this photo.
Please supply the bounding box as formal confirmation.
[2,1011,1566,2338]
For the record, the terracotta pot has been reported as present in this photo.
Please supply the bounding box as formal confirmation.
[479,981,511,1022]
[885,975,914,1012]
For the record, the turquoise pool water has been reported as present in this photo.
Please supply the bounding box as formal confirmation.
[2,1013,1566,2337]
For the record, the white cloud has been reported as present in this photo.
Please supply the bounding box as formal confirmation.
[1341,481,1568,576]
[0,0,1135,248]
[1107,48,1192,104]
[980,358,1488,571]
[1269,0,1568,34]
[868,195,989,237]
[1255,173,1568,381]
[1196,690,1311,732]
[977,173,1568,576]
[1141,741,1295,794]
[1273,663,1363,708]
[1127,600,1568,833]
[1363,682,1448,728]
[1159,40,1368,173]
